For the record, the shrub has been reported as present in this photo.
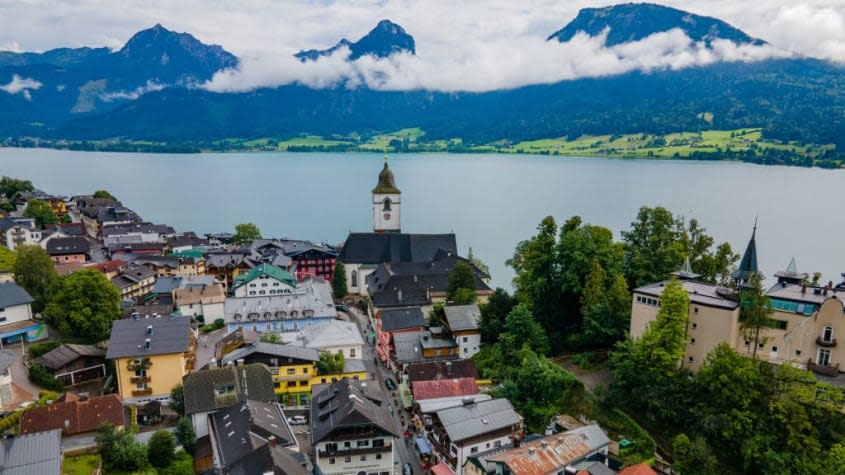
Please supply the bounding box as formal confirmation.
[28,363,65,392]
[213,318,225,329]
[175,417,196,453]
[148,430,176,468]
[28,340,62,358]
[159,450,194,475]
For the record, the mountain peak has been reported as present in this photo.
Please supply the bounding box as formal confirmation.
[295,19,415,62]
[548,3,765,47]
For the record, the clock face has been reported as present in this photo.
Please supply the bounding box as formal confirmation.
[383,213,391,220]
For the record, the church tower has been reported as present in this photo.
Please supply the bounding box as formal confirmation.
[373,157,401,233]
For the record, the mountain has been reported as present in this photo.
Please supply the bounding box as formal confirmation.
[295,19,415,61]
[0,47,111,68]
[548,2,765,46]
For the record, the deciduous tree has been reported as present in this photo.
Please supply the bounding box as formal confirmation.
[23,199,56,227]
[175,416,196,453]
[92,189,117,201]
[170,384,185,416]
[43,269,121,341]
[147,429,176,469]
[316,351,345,374]
[232,222,261,245]
[96,423,147,471]
[447,261,477,304]
[13,244,58,313]
[479,288,517,344]
[739,273,773,358]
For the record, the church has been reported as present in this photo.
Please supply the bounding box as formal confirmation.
[337,158,486,298]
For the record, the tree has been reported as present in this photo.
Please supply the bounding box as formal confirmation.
[467,246,490,276]
[739,273,773,358]
[232,222,261,244]
[22,199,56,227]
[0,176,33,201]
[508,216,560,334]
[499,304,549,356]
[316,351,345,374]
[447,261,477,304]
[580,259,631,347]
[332,262,348,298]
[259,332,282,344]
[43,269,121,341]
[641,278,690,372]
[673,434,718,475]
[13,245,58,313]
[175,416,196,453]
[96,423,147,471]
[479,288,517,344]
[622,206,685,288]
[147,429,176,469]
[170,384,185,416]
[92,189,117,201]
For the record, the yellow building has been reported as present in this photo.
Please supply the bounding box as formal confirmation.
[220,341,367,406]
[106,317,196,403]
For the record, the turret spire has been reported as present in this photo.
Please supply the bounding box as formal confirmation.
[731,221,760,286]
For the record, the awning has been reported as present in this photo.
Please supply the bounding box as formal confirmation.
[431,462,454,475]
[398,382,413,409]
[415,437,431,455]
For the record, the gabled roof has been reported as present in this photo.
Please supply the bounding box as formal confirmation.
[221,343,320,366]
[300,320,364,349]
[106,317,191,359]
[311,379,395,444]
[183,364,276,415]
[20,394,124,436]
[45,236,90,256]
[393,331,459,364]
[487,425,611,475]
[36,343,105,370]
[0,429,62,475]
[412,378,478,401]
[443,305,481,332]
[0,282,33,308]
[210,400,297,468]
[232,263,297,291]
[174,284,225,305]
[619,463,659,475]
[338,232,458,265]
[435,398,520,442]
[101,222,174,237]
[407,360,478,383]
[379,307,426,332]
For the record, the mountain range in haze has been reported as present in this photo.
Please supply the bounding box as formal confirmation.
[0,2,843,154]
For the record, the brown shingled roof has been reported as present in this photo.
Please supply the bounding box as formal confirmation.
[20,393,124,436]
[412,378,478,401]
[618,463,658,475]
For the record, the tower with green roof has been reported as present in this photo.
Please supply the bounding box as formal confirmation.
[373,156,401,233]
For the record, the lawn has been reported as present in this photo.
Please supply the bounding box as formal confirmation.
[63,454,101,475]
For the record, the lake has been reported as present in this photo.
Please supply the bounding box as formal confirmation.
[1,147,843,289]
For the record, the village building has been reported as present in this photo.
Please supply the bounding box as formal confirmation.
[35,343,107,389]
[106,317,196,403]
[295,319,365,359]
[442,305,483,358]
[0,216,41,250]
[392,330,460,370]
[0,282,45,345]
[223,277,337,334]
[20,393,124,436]
[310,379,397,475]
[231,263,298,297]
[250,239,339,282]
[131,254,206,277]
[44,236,90,264]
[110,264,157,300]
[182,363,276,438]
[0,429,63,474]
[429,398,523,475]
[100,222,175,246]
[376,306,426,362]
[174,283,225,321]
[80,204,140,237]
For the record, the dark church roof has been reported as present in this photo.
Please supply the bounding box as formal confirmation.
[731,223,759,284]
[372,160,401,194]
[338,232,457,264]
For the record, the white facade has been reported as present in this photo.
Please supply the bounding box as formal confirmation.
[3,225,41,250]
[345,264,377,297]
[451,433,512,475]
[181,301,224,321]
[233,274,296,298]
[455,332,481,359]
[314,436,394,475]
[0,303,33,328]
[373,192,400,233]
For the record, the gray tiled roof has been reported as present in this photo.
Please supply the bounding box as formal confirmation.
[300,320,364,349]
[0,282,33,308]
[0,429,62,475]
[221,342,320,366]
[634,280,739,310]
[338,232,457,264]
[766,282,845,305]
[45,236,90,255]
[310,379,395,444]
[210,400,297,468]
[443,305,481,331]
[106,317,191,359]
[183,364,276,415]
[35,343,105,370]
[436,398,520,442]
[379,307,426,332]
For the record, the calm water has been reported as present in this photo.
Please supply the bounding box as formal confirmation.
[1,147,843,289]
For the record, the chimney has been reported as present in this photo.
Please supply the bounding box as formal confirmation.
[268,435,277,447]
[540,440,549,449]
[145,338,151,350]
[528,447,536,455]
[237,358,245,367]
[146,325,153,335]
[78,392,89,402]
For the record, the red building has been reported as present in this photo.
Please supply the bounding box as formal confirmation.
[375,307,426,362]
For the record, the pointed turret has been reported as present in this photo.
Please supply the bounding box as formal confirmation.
[774,257,808,285]
[731,221,760,286]
[372,156,401,233]
[671,256,701,280]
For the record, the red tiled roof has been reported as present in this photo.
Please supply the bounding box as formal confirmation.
[20,393,124,436]
[90,260,126,273]
[431,462,454,475]
[411,377,478,401]
[619,463,658,475]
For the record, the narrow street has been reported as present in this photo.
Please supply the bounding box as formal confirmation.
[348,306,426,475]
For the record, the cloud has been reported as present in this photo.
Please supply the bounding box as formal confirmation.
[100,80,165,101]
[204,28,792,93]
[0,74,42,100]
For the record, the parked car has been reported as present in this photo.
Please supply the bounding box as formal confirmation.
[335,304,350,313]
[385,378,397,390]
[403,463,412,475]
[287,415,307,425]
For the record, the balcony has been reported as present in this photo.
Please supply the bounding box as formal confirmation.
[816,337,838,348]
[132,388,153,397]
[130,376,151,384]
[317,443,393,458]
[274,373,311,382]
[807,359,840,377]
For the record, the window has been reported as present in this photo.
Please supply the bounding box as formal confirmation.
[691,322,697,330]
[688,356,694,363]
[770,319,788,330]
[796,350,802,356]
[357,440,370,447]
[326,443,337,452]
[470,447,478,454]
[350,348,356,358]
[373,439,384,448]
[299,380,308,386]
[690,338,696,344]
[494,441,501,448]
[376,454,382,460]
[344,456,351,463]
[344,442,351,448]
[360,455,367,461]
[464,348,468,354]
[462,337,468,343]
[818,349,832,366]
[694,307,699,314]
[383,197,392,211]
[823,326,834,343]
[216,384,235,395]
[330,458,336,465]
[287,368,295,375]
[303,367,309,374]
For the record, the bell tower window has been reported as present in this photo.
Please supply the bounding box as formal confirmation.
[383,198,392,211]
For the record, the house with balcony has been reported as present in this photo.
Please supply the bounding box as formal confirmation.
[311,379,397,475]
[106,317,196,403]
[0,281,46,345]
[429,398,523,475]
[182,363,276,438]
[392,330,460,371]
[132,255,206,278]
[0,216,41,250]
[35,343,106,389]
[80,204,140,237]
[111,264,157,300]
[231,263,297,297]
[219,342,367,406]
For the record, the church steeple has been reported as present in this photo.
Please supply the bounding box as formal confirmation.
[731,220,760,286]
[373,156,401,233]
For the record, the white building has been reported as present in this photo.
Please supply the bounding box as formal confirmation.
[0,217,41,250]
[311,379,396,475]
[224,277,337,334]
[372,159,402,233]
[231,263,297,298]
[0,282,44,346]
[443,305,483,359]
[174,284,225,321]
[297,319,365,359]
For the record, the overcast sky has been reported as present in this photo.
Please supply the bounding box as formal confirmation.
[1,1,843,92]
